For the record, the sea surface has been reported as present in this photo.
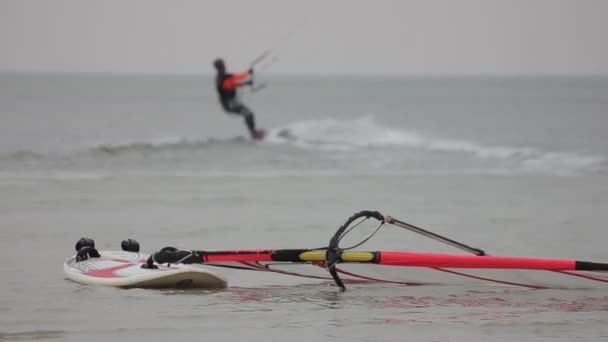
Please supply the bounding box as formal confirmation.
[1,72,608,341]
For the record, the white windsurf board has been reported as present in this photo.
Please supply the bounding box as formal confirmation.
[64,250,227,289]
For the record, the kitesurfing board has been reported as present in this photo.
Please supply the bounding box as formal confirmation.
[254,129,267,141]
[64,250,227,289]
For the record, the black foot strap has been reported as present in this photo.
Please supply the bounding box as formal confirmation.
[142,248,201,269]
[76,246,101,262]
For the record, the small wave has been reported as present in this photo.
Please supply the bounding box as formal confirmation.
[0,150,50,161]
[90,136,250,155]
[0,149,75,169]
[0,330,65,341]
[266,115,606,175]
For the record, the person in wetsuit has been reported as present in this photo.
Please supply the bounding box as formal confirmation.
[213,58,262,139]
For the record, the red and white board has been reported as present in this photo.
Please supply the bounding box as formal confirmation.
[64,251,227,289]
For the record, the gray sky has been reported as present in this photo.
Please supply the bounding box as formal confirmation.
[1,0,607,75]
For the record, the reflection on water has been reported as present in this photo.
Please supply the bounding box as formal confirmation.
[154,283,608,326]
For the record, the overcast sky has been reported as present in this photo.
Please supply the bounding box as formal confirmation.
[1,0,607,75]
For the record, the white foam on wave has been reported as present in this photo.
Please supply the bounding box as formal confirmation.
[266,116,423,149]
[266,115,606,175]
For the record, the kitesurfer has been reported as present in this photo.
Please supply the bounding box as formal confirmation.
[213,58,264,140]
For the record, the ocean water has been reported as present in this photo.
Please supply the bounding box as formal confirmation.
[1,73,608,341]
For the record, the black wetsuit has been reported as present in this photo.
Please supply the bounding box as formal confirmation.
[215,72,256,138]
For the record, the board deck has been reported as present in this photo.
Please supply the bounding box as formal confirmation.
[64,250,227,289]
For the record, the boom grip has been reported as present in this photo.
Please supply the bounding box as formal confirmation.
[329,210,384,248]
[326,210,385,290]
